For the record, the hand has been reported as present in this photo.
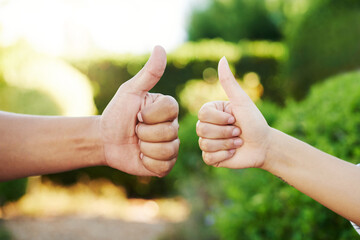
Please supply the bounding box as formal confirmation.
[100,46,179,177]
[196,57,271,169]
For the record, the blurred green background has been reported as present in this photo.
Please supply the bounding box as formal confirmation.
[1,0,360,239]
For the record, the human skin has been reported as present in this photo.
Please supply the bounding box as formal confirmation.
[0,46,179,181]
[196,57,360,226]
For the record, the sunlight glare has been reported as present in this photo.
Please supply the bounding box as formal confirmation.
[0,0,196,56]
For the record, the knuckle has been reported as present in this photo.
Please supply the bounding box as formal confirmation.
[198,106,208,121]
[146,65,163,80]
[175,138,180,148]
[166,95,178,108]
[166,124,178,139]
[196,123,206,137]
[199,139,208,151]
[226,126,234,137]
[161,146,172,159]
[161,143,177,159]
[143,157,175,177]
[157,172,167,178]
[163,96,179,117]
[152,123,177,141]
[157,124,169,140]
[214,162,221,168]
[202,152,213,165]
[224,139,233,149]
[119,81,133,92]
[136,124,143,137]
[169,105,179,118]
[159,158,176,177]
[157,162,172,177]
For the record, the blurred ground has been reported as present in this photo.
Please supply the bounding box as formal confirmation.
[0,177,188,240]
[3,216,169,240]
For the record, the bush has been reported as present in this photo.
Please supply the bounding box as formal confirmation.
[187,0,281,42]
[284,0,360,100]
[276,70,360,164]
[211,71,360,239]
[0,178,27,207]
[256,100,282,127]
[0,82,61,115]
[0,222,12,240]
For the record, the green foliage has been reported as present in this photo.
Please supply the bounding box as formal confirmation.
[0,178,27,207]
[276,70,360,164]
[210,71,360,239]
[0,81,61,115]
[0,222,12,240]
[188,0,281,42]
[212,168,357,239]
[256,100,281,127]
[284,0,360,99]
[171,114,202,177]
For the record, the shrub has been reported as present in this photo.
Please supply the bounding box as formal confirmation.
[276,70,360,164]
[187,0,281,42]
[284,0,360,100]
[0,222,12,240]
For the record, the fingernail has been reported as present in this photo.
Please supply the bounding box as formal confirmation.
[234,138,243,147]
[228,116,235,124]
[140,153,144,159]
[221,56,229,67]
[137,112,143,122]
[232,128,240,136]
[229,149,236,155]
[135,124,139,134]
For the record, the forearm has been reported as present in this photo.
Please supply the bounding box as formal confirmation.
[263,128,360,225]
[0,111,105,181]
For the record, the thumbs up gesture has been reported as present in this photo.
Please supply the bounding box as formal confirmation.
[100,46,179,177]
[197,57,271,169]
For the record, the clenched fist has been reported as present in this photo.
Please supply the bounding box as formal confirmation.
[100,46,179,177]
[196,57,271,169]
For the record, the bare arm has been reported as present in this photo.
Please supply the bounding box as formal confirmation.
[0,112,103,180]
[265,128,360,226]
[0,46,180,181]
[196,57,360,225]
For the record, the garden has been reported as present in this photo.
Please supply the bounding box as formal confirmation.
[1,0,360,239]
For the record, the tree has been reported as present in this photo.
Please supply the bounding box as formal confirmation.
[188,0,281,42]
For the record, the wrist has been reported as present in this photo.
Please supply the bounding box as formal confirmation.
[90,116,107,166]
[72,115,106,168]
[260,127,282,173]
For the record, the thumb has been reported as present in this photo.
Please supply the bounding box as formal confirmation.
[218,57,252,105]
[126,45,167,93]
